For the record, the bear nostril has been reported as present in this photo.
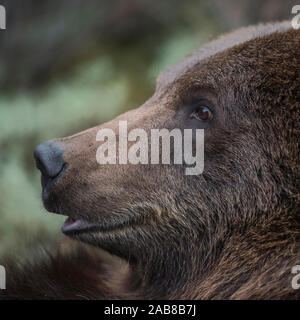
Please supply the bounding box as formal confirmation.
[34,141,65,179]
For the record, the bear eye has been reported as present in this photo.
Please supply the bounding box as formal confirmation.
[191,105,213,121]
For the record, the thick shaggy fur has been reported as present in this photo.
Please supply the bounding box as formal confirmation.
[1,22,300,299]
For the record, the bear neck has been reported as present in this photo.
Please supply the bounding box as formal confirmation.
[125,231,220,299]
[124,213,299,299]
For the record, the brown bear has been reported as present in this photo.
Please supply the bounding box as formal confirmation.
[1,21,300,299]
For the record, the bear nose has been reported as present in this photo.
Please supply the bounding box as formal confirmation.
[34,141,65,178]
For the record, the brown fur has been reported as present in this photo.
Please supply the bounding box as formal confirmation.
[1,22,300,299]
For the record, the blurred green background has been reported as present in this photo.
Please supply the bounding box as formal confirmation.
[0,0,297,257]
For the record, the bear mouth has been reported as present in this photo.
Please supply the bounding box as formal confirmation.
[61,216,98,235]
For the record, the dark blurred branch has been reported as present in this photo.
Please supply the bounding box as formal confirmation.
[0,0,296,90]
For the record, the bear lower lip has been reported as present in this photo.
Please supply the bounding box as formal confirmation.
[62,217,95,234]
